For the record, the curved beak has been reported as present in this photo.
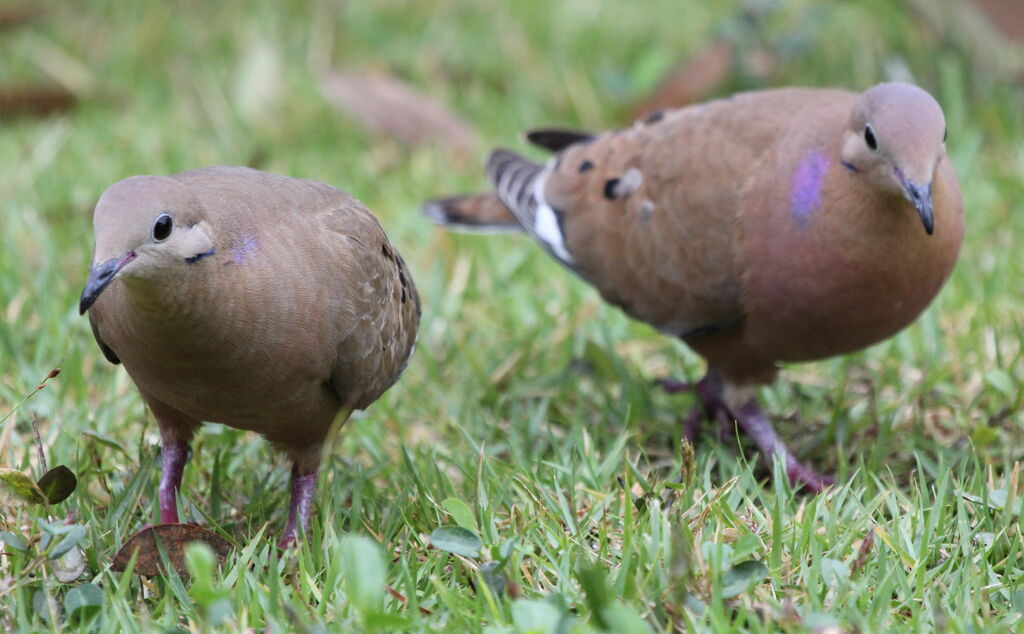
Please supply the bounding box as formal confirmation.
[904,181,934,235]
[79,252,135,314]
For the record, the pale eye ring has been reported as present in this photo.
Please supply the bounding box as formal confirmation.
[153,214,173,242]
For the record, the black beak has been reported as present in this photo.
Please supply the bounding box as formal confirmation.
[905,181,934,235]
[79,252,135,314]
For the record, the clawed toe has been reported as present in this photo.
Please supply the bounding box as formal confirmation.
[787,462,836,494]
[667,369,837,494]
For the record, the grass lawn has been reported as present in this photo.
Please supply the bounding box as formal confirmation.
[2,0,1023,631]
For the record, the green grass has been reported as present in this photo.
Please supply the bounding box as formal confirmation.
[2,0,1023,631]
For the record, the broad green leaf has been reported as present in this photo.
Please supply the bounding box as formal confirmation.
[65,583,103,620]
[731,532,761,562]
[186,542,232,624]
[186,541,218,601]
[0,530,26,552]
[37,465,77,504]
[33,591,57,624]
[479,560,506,598]
[970,424,999,449]
[600,602,654,634]
[48,525,86,560]
[720,560,769,599]
[575,564,613,629]
[430,526,482,558]
[82,431,131,458]
[985,369,1017,399]
[511,598,565,634]
[497,536,518,562]
[821,557,850,588]
[0,468,47,505]
[339,534,385,613]
[442,497,477,531]
[364,613,413,629]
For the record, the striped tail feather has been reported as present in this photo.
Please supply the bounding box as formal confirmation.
[486,149,575,266]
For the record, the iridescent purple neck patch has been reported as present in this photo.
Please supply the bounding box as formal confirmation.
[231,235,260,264]
[790,150,830,229]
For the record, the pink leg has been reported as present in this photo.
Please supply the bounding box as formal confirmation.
[660,368,834,493]
[278,465,319,549]
[658,370,732,441]
[159,441,189,524]
[733,399,835,493]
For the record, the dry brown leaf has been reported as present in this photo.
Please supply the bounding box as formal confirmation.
[0,85,76,119]
[631,41,735,120]
[0,5,44,31]
[971,0,1024,43]
[320,70,477,156]
[111,524,232,576]
[904,0,1024,81]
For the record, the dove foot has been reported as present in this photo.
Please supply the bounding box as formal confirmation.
[278,466,318,549]
[661,369,834,493]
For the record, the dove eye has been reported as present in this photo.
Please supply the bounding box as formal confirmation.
[153,214,173,242]
[864,125,877,150]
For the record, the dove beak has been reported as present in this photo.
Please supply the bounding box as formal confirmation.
[902,180,934,235]
[79,252,135,314]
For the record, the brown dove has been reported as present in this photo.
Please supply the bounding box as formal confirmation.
[424,82,963,491]
[80,166,420,546]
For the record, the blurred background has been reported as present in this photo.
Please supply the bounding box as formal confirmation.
[1,0,1023,630]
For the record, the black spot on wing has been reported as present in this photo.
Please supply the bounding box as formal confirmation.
[642,110,665,124]
[603,178,620,200]
[526,129,595,153]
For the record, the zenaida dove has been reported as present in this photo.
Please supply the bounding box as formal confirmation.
[80,166,420,546]
[424,82,963,491]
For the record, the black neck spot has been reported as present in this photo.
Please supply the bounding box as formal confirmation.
[185,248,216,264]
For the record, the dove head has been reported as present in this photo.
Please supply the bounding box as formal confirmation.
[841,82,948,235]
[79,175,215,314]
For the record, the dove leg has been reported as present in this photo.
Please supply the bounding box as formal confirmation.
[660,369,832,492]
[149,397,201,525]
[158,441,189,524]
[731,398,835,493]
[279,463,319,548]
[657,370,732,441]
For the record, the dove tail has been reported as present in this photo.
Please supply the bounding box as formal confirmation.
[421,193,524,233]
[486,149,574,265]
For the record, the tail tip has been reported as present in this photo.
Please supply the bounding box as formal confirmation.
[421,199,452,225]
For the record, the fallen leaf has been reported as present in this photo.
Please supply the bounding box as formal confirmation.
[319,70,477,155]
[50,545,86,583]
[971,0,1024,43]
[429,525,482,558]
[0,5,44,31]
[0,468,47,505]
[631,41,734,120]
[111,524,233,576]
[851,529,875,574]
[0,85,76,119]
[36,465,77,504]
